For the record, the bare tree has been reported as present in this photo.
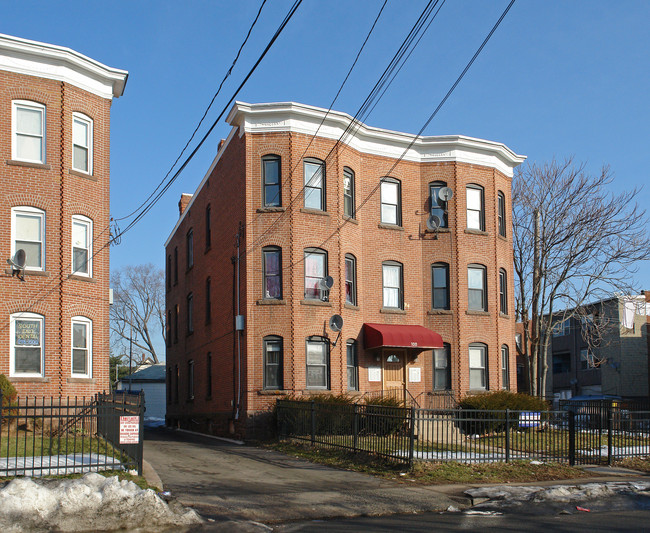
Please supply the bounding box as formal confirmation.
[110,264,165,364]
[513,158,650,396]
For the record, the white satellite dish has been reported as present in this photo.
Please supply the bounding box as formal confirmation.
[426,214,441,232]
[438,187,453,202]
[7,249,26,281]
[318,276,334,290]
[329,314,343,332]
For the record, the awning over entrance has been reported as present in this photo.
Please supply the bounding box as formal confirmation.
[363,323,443,350]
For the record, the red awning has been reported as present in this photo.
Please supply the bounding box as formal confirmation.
[363,323,443,350]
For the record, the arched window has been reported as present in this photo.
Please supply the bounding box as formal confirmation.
[469,343,488,390]
[345,254,357,306]
[382,260,403,309]
[264,336,283,390]
[346,339,358,391]
[262,246,282,299]
[72,112,93,174]
[71,316,92,378]
[431,262,450,310]
[343,167,355,218]
[499,268,508,315]
[262,155,281,207]
[466,184,485,231]
[501,344,510,390]
[380,177,401,225]
[10,312,44,377]
[429,181,448,228]
[497,191,506,237]
[304,158,325,210]
[12,206,45,271]
[205,204,212,248]
[468,264,487,311]
[304,248,328,300]
[433,342,451,390]
[12,100,46,163]
[72,215,93,276]
[306,336,329,389]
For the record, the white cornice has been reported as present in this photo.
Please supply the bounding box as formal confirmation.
[0,33,128,100]
[227,101,526,177]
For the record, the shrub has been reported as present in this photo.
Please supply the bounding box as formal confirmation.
[456,391,549,435]
[0,374,17,406]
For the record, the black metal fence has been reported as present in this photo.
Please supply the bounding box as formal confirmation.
[276,399,650,467]
[0,391,144,477]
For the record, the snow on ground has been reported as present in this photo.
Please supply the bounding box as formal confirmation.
[465,481,650,510]
[0,454,122,477]
[0,473,202,532]
[144,417,166,429]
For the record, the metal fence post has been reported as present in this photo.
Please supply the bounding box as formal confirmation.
[505,409,510,463]
[607,406,613,466]
[138,391,144,476]
[569,410,576,466]
[353,404,359,453]
[310,400,316,445]
[408,406,416,468]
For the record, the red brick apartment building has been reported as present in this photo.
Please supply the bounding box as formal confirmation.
[0,34,127,397]
[165,101,525,437]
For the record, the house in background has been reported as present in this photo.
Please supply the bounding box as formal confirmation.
[117,363,166,420]
[546,293,650,400]
[0,33,127,397]
[165,101,525,438]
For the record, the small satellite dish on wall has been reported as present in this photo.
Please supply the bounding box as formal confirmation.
[438,187,453,202]
[329,314,343,332]
[426,214,441,232]
[318,276,334,290]
[7,249,26,281]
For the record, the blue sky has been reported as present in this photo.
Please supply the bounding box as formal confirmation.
[4,1,649,312]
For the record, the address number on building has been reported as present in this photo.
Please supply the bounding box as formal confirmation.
[119,416,140,444]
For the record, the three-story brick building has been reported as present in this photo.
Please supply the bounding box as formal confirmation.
[165,101,525,437]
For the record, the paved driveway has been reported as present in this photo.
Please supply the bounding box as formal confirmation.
[144,428,466,524]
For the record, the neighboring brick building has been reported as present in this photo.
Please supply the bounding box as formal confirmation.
[0,34,127,397]
[546,294,650,400]
[165,101,525,437]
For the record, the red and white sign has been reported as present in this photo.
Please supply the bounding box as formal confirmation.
[119,416,140,444]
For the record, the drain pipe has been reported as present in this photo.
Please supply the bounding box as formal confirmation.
[234,223,245,421]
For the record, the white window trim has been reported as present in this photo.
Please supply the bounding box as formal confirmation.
[71,215,92,277]
[71,316,92,378]
[72,112,93,174]
[10,312,45,378]
[12,100,46,164]
[12,206,46,271]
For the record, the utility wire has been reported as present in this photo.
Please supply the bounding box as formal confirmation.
[115,0,269,222]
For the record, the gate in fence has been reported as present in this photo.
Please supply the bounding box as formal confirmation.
[0,391,144,477]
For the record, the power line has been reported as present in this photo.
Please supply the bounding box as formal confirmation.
[115,0,269,223]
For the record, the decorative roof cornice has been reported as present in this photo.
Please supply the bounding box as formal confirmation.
[0,33,128,100]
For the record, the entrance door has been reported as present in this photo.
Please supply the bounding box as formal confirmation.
[383,349,406,402]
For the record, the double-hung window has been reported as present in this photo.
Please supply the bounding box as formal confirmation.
[304,248,327,300]
[382,261,403,309]
[264,336,283,390]
[187,293,194,334]
[72,113,93,173]
[499,268,508,314]
[468,264,487,311]
[466,184,485,231]
[432,262,450,310]
[262,247,282,299]
[71,317,92,378]
[380,178,401,225]
[343,167,355,218]
[304,159,325,210]
[469,343,487,390]
[306,337,329,389]
[345,254,357,306]
[72,215,92,276]
[12,207,45,271]
[433,343,451,390]
[186,229,194,270]
[501,344,510,389]
[12,101,45,163]
[430,182,448,227]
[11,312,44,377]
[262,155,281,207]
[497,191,506,237]
[347,340,358,391]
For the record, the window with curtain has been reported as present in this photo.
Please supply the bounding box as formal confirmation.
[306,337,329,389]
[469,343,487,390]
[382,261,403,309]
[264,336,283,390]
[345,254,356,306]
[304,248,327,300]
[263,247,282,299]
[343,167,355,218]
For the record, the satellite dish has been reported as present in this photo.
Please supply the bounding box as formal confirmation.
[426,214,441,232]
[438,187,453,202]
[7,249,26,281]
[329,314,343,332]
[318,276,334,290]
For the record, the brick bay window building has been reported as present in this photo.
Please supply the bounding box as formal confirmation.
[0,34,127,397]
[165,101,525,438]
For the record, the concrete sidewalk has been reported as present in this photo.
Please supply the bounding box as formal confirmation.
[143,427,649,526]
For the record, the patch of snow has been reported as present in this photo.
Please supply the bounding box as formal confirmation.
[0,473,202,532]
[143,417,166,429]
[0,455,123,477]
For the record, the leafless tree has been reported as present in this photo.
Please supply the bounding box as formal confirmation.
[110,264,165,364]
[513,158,650,396]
